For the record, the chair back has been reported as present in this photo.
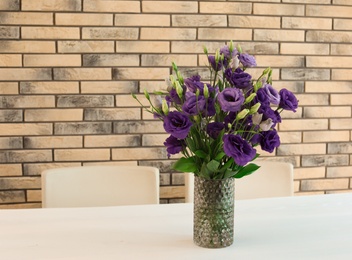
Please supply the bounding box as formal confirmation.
[42,166,159,208]
[185,161,293,202]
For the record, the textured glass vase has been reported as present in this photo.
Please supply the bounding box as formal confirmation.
[193,176,235,248]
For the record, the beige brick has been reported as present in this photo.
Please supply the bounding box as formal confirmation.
[0,110,22,122]
[254,3,304,16]
[23,162,81,176]
[57,95,114,108]
[278,144,326,156]
[296,191,325,196]
[331,94,352,105]
[303,131,350,143]
[20,82,79,94]
[254,29,304,42]
[332,69,352,80]
[199,28,252,40]
[54,149,110,161]
[301,179,348,191]
[81,81,138,94]
[304,106,351,118]
[280,43,329,55]
[0,150,52,163]
[0,54,21,67]
[0,123,52,136]
[295,94,329,106]
[114,121,164,134]
[84,0,140,12]
[22,0,81,11]
[229,15,280,28]
[279,119,328,131]
[116,41,169,53]
[172,15,226,27]
[115,93,149,107]
[142,54,197,67]
[294,167,325,180]
[140,81,168,93]
[141,28,196,40]
[305,81,352,93]
[0,191,25,203]
[200,2,251,14]
[56,13,112,26]
[0,176,41,189]
[307,31,352,43]
[0,26,19,39]
[0,96,55,108]
[23,54,81,67]
[0,68,51,81]
[113,68,169,80]
[327,166,352,178]
[0,203,41,209]
[0,40,55,53]
[25,136,82,149]
[0,164,22,176]
[333,0,352,5]
[27,190,41,202]
[255,55,303,68]
[142,134,169,146]
[82,28,138,40]
[171,41,225,54]
[22,27,80,39]
[58,41,114,53]
[331,44,352,55]
[84,108,140,120]
[112,147,167,160]
[307,56,352,68]
[303,154,349,167]
[83,54,139,67]
[24,109,83,122]
[307,5,352,18]
[143,1,197,13]
[328,143,352,154]
[54,68,111,80]
[277,132,302,144]
[160,186,185,199]
[84,135,140,148]
[0,137,22,149]
[0,12,53,25]
[283,0,330,3]
[282,69,330,81]
[334,19,352,31]
[282,17,331,30]
[0,0,19,10]
[274,80,305,93]
[115,14,170,27]
[0,82,18,94]
[55,122,112,135]
[330,119,352,130]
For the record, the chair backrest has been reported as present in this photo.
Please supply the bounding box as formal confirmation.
[185,161,294,202]
[41,166,160,208]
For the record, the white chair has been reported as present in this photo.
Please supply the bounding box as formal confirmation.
[185,161,294,202]
[41,166,160,208]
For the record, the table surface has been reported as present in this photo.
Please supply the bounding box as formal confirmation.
[1,193,352,260]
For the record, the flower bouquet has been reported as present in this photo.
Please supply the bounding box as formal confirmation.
[133,41,298,248]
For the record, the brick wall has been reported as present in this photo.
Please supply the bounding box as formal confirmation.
[0,0,351,208]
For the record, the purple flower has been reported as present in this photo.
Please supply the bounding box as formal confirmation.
[184,75,214,96]
[217,88,244,112]
[223,134,256,166]
[259,129,280,153]
[238,53,257,67]
[164,135,185,158]
[208,55,223,71]
[163,111,192,139]
[166,88,182,105]
[182,95,206,116]
[279,89,299,112]
[220,45,237,60]
[263,84,280,105]
[206,122,224,139]
[260,106,281,125]
[255,88,270,108]
[225,68,252,89]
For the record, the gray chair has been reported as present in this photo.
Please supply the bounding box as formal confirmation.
[41,165,160,208]
[185,161,294,202]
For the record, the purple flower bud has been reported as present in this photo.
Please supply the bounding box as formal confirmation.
[164,135,185,158]
[225,68,252,89]
[217,88,245,112]
[263,84,280,105]
[182,95,206,116]
[238,53,257,67]
[279,88,299,112]
[259,129,280,153]
[208,55,223,71]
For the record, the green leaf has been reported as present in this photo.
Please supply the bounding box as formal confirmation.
[234,163,260,179]
[223,169,237,179]
[194,150,207,159]
[172,157,197,173]
[215,152,226,161]
[206,160,220,172]
[219,158,234,173]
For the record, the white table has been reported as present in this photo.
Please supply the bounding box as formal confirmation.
[1,193,352,260]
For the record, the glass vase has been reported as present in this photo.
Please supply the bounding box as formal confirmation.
[193,175,235,248]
